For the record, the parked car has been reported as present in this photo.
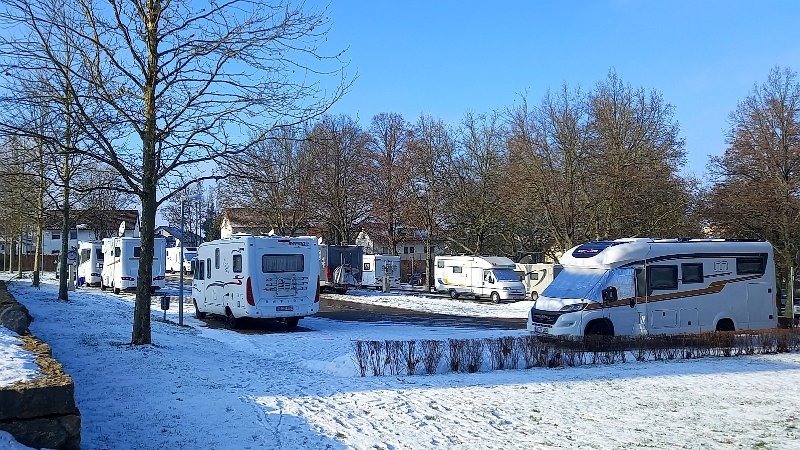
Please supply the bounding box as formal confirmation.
[408,272,426,286]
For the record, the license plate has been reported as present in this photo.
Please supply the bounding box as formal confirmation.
[533,325,549,334]
[276,306,293,312]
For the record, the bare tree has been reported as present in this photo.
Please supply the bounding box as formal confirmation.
[447,111,510,255]
[0,0,350,344]
[588,70,691,239]
[705,66,800,286]
[365,113,411,255]
[217,125,315,237]
[403,115,455,291]
[507,86,593,257]
[308,115,371,244]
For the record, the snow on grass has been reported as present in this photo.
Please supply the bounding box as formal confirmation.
[3,273,800,449]
[0,327,40,387]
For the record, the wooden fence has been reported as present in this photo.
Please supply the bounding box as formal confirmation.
[0,254,58,272]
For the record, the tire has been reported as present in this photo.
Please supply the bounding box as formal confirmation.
[100,282,106,291]
[285,317,300,328]
[113,285,120,295]
[193,300,206,320]
[490,292,501,304]
[530,291,539,301]
[226,309,239,329]
[449,289,459,300]
[335,288,347,295]
[585,321,612,336]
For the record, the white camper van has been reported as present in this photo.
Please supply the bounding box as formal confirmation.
[192,234,320,328]
[361,254,401,290]
[434,256,527,303]
[514,263,563,301]
[166,246,197,274]
[77,241,104,287]
[319,244,363,294]
[527,238,778,337]
[100,237,167,294]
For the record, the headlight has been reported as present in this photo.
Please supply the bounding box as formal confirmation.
[559,303,587,312]
[502,287,510,291]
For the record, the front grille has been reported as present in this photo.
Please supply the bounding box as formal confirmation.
[530,310,563,325]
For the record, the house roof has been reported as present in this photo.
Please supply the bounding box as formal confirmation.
[223,208,271,229]
[155,226,201,243]
[44,209,139,231]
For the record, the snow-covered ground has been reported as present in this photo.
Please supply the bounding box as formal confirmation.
[323,289,534,319]
[2,273,800,449]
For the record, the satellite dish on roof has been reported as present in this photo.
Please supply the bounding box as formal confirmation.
[118,221,126,237]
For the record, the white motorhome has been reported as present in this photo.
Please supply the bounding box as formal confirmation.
[100,237,167,294]
[192,234,320,328]
[361,254,401,290]
[319,244,363,294]
[514,263,563,301]
[166,246,197,274]
[77,241,104,287]
[434,256,527,303]
[527,238,778,337]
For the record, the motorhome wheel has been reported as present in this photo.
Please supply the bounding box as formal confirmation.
[226,309,239,329]
[193,300,206,320]
[114,286,120,295]
[449,289,459,300]
[285,317,299,328]
[490,292,501,304]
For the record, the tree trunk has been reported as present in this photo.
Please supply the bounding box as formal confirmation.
[17,228,23,278]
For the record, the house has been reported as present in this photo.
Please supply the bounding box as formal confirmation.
[155,226,201,248]
[355,223,445,280]
[42,209,140,254]
[219,208,276,239]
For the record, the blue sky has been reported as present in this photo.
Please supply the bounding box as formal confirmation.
[315,0,800,179]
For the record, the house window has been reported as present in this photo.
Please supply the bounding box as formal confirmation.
[404,247,414,254]
[232,254,242,273]
[69,231,77,240]
[363,263,371,271]
[381,247,388,254]
[681,263,704,283]
[133,247,141,257]
[52,232,61,240]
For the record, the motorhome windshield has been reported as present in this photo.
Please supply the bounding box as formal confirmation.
[492,268,520,282]
[541,268,607,301]
[541,267,636,302]
[184,252,196,261]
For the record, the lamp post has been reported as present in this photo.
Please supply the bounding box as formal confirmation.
[179,193,202,326]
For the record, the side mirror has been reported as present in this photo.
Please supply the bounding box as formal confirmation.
[629,297,636,308]
[602,286,618,304]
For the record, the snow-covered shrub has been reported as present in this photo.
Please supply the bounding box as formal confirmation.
[420,340,445,375]
[401,340,419,376]
[351,340,368,377]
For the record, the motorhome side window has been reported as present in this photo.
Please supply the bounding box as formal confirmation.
[195,260,204,279]
[206,258,211,279]
[262,254,304,273]
[114,247,121,257]
[437,260,444,268]
[215,248,220,269]
[452,266,462,273]
[232,255,242,273]
[681,263,703,283]
[80,249,90,264]
[363,263,371,271]
[529,273,539,280]
[736,256,765,275]
[95,249,104,261]
[133,247,141,257]
[648,265,678,290]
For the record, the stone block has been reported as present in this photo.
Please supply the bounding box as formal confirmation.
[0,414,81,450]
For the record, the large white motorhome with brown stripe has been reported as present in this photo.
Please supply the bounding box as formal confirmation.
[527,238,778,336]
